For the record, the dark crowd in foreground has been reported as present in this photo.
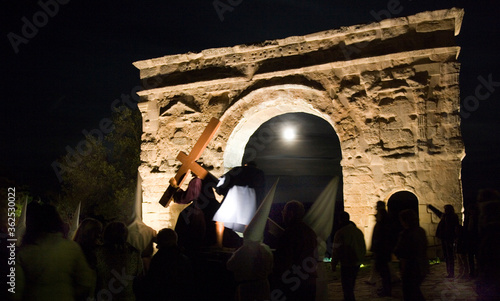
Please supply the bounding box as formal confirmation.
[1,187,499,301]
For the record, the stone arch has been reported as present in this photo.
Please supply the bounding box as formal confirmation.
[133,9,465,239]
[219,84,343,170]
[386,190,420,238]
[386,190,420,217]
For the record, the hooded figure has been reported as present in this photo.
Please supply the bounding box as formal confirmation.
[213,161,265,241]
[127,173,157,271]
[304,177,339,301]
[226,179,278,301]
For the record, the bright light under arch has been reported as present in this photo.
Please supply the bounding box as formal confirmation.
[283,127,296,141]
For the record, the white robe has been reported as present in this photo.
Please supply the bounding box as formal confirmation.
[213,176,257,232]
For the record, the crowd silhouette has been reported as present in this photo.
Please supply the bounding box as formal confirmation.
[4,185,500,301]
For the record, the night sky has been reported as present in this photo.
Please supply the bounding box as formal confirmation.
[1,0,499,204]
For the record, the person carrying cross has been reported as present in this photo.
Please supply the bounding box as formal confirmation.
[212,161,265,247]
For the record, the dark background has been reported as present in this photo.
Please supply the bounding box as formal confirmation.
[1,0,499,205]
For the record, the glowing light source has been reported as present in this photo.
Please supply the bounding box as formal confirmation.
[283,127,296,141]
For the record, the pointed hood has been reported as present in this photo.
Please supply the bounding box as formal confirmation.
[243,178,279,242]
[127,172,157,252]
[67,202,81,239]
[304,176,339,239]
[304,176,339,258]
[15,197,28,246]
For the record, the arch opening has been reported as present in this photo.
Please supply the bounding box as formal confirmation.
[387,191,420,236]
[242,112,342,202]
[241,113,343,244]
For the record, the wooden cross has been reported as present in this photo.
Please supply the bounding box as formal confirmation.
[159,117,221,207]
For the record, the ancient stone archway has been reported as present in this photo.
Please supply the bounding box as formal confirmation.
[133,8,465,245]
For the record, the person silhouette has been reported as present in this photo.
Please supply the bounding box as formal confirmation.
[272,200,318,301]
[330,211,366,301]
[394,209,429,301]
[15,203,94,300]
[370,201,394,296]
[475,189,500,300]
[436,204,459,278]
[226,179,278,301]
[138,228,194,301]
[94,222,143,300]
[73,217,103,270]
[465,203,479,278]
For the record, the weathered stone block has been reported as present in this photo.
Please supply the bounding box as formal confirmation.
[440,73,459,86]
[391,67,415,79]
[415,19,455,33]
[381,128,415,149]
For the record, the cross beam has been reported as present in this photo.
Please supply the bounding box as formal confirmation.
[159,117,221,207]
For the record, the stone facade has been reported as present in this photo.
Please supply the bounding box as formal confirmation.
[133,8,465,249]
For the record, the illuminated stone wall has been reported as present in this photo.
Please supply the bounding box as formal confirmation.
[133,8,465,249]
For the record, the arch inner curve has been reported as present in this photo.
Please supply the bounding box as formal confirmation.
[221,84,339,170]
